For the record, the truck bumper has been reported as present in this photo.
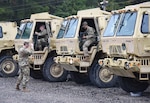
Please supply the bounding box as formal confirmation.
[98,58,141,78]
[55,56,80,66]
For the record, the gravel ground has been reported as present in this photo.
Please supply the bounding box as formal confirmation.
[0,77,150,103]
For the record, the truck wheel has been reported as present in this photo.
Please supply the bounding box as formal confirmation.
[0,56,19,77]
[30,69,43,79]
[93,64,118,88]
[42,57,68,82]
[89,62,97,86]
[70,71,90,84]
[118,76,149,93]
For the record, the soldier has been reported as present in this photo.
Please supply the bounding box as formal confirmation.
[82,21,95,62]
[35,25,48,50]
[16,41,32,92]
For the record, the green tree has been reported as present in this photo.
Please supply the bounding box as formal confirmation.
[54,0,87,17]
[0,0,150,22]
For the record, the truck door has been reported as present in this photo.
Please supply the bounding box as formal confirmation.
[139,11,150,56]
[98,15,109,35]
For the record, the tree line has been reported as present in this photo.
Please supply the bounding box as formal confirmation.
[0,0,149,23]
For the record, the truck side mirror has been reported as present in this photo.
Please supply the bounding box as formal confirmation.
[17,28,22,35]
[98,16,110,34]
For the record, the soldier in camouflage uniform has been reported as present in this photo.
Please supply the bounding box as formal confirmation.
[35,25,48,50]
[16,41,32,92]
[82,21,95,62]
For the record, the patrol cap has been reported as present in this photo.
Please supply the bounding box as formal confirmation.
[82,21,88,26]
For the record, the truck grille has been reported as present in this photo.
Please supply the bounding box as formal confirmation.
[109,45,122,55]
[60,46,68,52]
[136,58,150,66]
[33,54,42,60]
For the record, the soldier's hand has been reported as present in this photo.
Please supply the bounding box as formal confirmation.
[83,36,86,39]
[35,32,38,35]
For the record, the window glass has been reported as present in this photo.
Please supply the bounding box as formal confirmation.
[21,22,33,39]
[64,19,78,38]
[117,12,137,36]
[103,14,120,37]
[15,22,26,39]
[57,20,68,39]
[141,14,149,33]
[0,26,3,38]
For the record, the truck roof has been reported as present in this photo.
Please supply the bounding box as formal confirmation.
[77,8,110,16]
[30,12,63,20]
[125,2,150,9]
[65,8,110,19]
[111,2,150,14]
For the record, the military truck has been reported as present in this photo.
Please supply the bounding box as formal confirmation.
[14,12,68,82]
[54,8,118,88]
[0,22,18,77]
[99,2,150,93]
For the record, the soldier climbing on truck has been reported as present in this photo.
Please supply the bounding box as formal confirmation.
[13,12,68,82]
[55,8,119,88]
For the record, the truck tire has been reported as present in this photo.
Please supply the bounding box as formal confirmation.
[42,57,68,82]
[92,64,118,88]
[70,71,90,84]
[0,56,19,77]
[118,76,149,93]
[89,62,97,86]
[30,69,43,79]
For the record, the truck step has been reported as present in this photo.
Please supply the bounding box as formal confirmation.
[79,67,88,73]
[33,65,41,70]
[80,61,90,67]
[139,73,149,80]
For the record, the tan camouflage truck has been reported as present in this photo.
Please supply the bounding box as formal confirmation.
[14,12,68,82]
[55,8,118,88]
[99,2,150,93]
[0,22,18,77]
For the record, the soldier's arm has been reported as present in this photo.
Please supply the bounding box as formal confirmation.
[37,29,47,36]
[23,49,32,55]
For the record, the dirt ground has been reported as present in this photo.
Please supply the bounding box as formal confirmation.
[0,77,149,103]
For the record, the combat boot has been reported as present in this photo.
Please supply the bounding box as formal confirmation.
[22,87,30,92]
[15,84,20,90]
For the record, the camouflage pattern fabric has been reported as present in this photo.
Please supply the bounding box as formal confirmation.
[82,26,95,57]
[16,46,31,88]
[16,66,30,88]
[37,29,48,50]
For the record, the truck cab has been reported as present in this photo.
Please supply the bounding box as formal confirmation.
[55,8,118,87]
[99,2,150,93]
[0,22,18,77]
[14,12,68,82]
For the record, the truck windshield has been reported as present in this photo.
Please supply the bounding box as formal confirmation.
[64,18,78,38]
[57,20,68,39]
[16,22,33,39]
[117,12,137,36]
[103,14,121,37]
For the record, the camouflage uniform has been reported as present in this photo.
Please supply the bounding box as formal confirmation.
[37,29,48,50]
[82,26,95,57]
[16,46,31,88]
